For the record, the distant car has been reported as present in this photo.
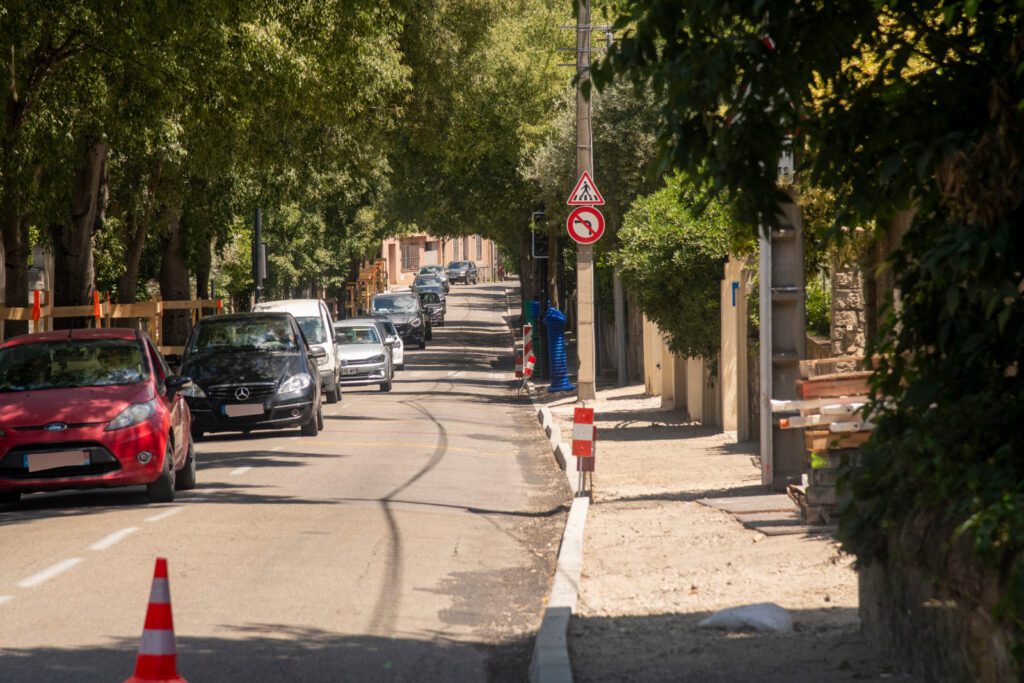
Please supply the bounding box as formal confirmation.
[417,265,449,293]
[0,328,195,505]
[253,299,341,404]
[412,273,446,294]
[446,260,478,285]
[371,292,429,350]
[333,320,394,392]
[180,313,324,439]
[357,316,405,370]
[418,287,446,327]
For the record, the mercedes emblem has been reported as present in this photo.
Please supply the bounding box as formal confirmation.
[234,387,251,401]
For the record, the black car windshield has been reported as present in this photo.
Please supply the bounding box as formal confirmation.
[0,339,147,392]
[335,326,381,345]
[296,316,327,344]
[420,292,442,304]
[372,296,418,314]
[189,317,298,354]
[447,261,468,269]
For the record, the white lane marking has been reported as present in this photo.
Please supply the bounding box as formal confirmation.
[145,507,183,523]
[0,595,13,605]
[89,527,139,551]
[229,466,252,476]
[17,558,83,588]
[446,370,464,378]
[271,445,284,452]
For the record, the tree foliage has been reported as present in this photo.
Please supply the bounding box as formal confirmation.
[596,0,1024,662]
[614,173,736,360]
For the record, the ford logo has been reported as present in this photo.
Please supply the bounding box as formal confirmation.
[44,422,68,432]
[234,387,251,401]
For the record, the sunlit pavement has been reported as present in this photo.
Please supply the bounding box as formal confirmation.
[0,282,568,683]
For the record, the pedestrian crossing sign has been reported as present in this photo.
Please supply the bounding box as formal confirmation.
[566,171,605,206]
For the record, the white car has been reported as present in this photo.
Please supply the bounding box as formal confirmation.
[372,316,404,370]
[253,299,341,403]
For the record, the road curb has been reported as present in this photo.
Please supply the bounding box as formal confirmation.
[529,495,588,683]
[528,397,588,683]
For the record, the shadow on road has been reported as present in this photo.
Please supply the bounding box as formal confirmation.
[0,625,535,683]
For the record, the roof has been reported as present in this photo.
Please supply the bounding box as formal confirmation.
[335,318,381,328]
[253,299,323,316]
[1,327,139,349]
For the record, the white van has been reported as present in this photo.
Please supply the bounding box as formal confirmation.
[253,299,341,403]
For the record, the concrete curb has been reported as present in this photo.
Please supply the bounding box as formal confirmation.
[528,398,588,683]
[529,495,588,683]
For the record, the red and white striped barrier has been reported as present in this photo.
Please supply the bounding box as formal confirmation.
[517,323,533,379]
[524,354,536,378]
[572,407,596,472]
[124,558,187,683]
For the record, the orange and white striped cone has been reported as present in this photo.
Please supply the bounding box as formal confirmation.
[125,558,187,683]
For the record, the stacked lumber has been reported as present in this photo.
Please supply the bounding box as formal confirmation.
[772,357,872,526]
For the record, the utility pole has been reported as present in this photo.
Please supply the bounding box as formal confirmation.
[575,0,597,401]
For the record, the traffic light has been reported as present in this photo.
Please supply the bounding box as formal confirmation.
[531,211,548,259]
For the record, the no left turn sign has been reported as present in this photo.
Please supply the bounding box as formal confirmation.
[566,206,605,245]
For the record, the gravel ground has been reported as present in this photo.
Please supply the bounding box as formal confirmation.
[535,383,917,683]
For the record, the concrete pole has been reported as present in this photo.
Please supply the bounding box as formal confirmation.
[575,0,596,400]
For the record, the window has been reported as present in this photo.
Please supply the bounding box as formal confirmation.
[453,239,460,259]
[476,235,483,260]
[401,244,419,271]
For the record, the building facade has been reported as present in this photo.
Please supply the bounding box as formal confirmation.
[379,234,499,287]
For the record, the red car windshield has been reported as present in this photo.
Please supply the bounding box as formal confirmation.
[0,339,148,392]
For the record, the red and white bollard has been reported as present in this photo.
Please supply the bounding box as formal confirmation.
[572,407,596,494]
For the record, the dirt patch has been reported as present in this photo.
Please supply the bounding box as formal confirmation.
[535,384,917,682]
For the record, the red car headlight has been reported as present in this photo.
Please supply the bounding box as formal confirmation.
[106,399,159,432]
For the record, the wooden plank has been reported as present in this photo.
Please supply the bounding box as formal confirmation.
[49,305,100,318]
[805,429,872,451]
[796,374,871,400]
[158,345,186,356]
[0,307,34,321]
[771,395,868,413]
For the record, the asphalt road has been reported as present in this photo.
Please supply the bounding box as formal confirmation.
[0,282,568,682]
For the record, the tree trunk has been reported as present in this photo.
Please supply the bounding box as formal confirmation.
[159,211,191,346]
[50,140,108,328]
[547,220,560,310]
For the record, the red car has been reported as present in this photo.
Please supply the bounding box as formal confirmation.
[0,328,195,506]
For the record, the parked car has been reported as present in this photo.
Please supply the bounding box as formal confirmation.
[418,287,446,327]
[358,316,405,370]
[179,313,324,439]
[446,260,478,284]
[333,320,394,392]
[253,299,341,403]
[417,265,449,293]
[0,328,195,505]
[370,292,429,349]
[412,273,446,295]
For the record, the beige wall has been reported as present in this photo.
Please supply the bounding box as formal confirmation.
[638,254,755,433]
[380,233,498,287]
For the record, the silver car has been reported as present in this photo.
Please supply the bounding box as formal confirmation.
[333,320,394,392]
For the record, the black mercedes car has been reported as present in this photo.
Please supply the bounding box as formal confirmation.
[179,313,324,439]
[418,287,445,327]
[370,292,430,349]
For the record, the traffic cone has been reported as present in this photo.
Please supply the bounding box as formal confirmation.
[125,558,188,683]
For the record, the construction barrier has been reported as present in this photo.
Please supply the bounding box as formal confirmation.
[0,291,219,355]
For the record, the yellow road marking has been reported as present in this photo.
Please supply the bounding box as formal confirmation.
[299,440,512,457]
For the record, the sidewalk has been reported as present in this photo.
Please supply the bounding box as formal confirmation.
[534,383,915,683]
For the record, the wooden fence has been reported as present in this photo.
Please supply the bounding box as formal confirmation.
[0,291,221,356]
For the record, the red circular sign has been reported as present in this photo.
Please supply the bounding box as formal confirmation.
[566,206,605,244]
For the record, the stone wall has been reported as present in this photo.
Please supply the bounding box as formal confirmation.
[859,517,1020,682]
[830,259,866,357]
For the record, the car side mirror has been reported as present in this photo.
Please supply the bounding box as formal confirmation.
[165,375,193,396]
[387,335,399,346]
[309,346,327,359]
